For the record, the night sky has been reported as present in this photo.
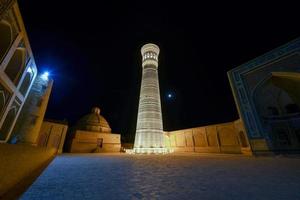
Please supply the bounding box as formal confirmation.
[18,1,299,142]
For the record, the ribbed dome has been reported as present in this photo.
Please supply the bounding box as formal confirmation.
[76,107,111,133]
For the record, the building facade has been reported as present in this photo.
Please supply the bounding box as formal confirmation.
[0,0,38,143]
[228,38,300,154]
[134,43,167,154]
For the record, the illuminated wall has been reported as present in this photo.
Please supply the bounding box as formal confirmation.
[37,120,68,154]
[165,119,252,155]
[134,43,167,153]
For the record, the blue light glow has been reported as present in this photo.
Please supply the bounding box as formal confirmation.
[41,71,49,80]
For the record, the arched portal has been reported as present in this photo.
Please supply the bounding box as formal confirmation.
[0,20,13,62]
[253,72,300,150]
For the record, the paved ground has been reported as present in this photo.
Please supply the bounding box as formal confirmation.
[21,153,300,200]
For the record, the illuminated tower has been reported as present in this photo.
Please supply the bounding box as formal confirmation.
[134,43,167,154]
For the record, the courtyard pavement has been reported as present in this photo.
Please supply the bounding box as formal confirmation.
[20,153,300,200]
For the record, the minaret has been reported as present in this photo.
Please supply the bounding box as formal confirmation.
[134,43,167,154]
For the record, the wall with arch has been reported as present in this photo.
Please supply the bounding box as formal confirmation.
[164,119,252,155]
[0,2,37,142]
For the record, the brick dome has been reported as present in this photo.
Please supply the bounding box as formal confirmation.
[76,107,111,133]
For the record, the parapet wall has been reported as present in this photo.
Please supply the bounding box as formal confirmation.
[164,119,252,155]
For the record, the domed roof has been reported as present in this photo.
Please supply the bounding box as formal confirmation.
[76,107,111,133]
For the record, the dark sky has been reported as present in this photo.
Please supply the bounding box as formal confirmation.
[18,1,299,142]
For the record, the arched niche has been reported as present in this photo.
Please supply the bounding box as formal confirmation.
[218,127,239,146]
[0,84,11,118]
[238,131,249,147]
[0,91,5,114]
[19,67,34,96]
[4,47,26,85]
[0,20,13,62]
[253,76,295,119]
[271,72,300,108]
[0,105,18,141]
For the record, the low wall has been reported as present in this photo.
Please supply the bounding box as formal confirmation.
[164,119,252,155]
[0,143,56,198]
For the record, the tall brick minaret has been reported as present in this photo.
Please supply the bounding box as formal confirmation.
[134,43,167,154]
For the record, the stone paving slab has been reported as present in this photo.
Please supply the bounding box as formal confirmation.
[21,154,300,200]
